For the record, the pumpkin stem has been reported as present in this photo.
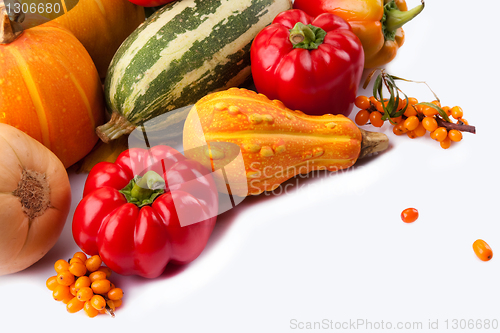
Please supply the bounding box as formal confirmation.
[0,0,25,44]
[96,111,136,143]
[358,128,389,158]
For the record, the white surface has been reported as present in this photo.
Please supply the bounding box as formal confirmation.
[1,1,500,332]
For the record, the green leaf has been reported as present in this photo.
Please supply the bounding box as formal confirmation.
[417,102,452,122]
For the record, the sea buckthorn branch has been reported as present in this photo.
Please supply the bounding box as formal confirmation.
[435,116,476,134]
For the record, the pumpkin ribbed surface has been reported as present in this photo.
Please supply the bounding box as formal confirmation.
[0,23,105,168]
[183,88,362,196]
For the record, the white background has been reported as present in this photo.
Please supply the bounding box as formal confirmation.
[1,1,499,332]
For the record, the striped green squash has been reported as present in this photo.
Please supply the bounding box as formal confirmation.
[99,0,292,142]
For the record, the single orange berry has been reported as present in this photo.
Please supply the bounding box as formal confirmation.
[75,276,91,291]
[97,266,113,279]
[406,130,417,139]
[369,96,378,105]
[54,259,70,274]
[69,262,87,277]
[73,251,87,262]
[108,288,124,301]
[448,129,463,142]
[390,116,403,124]
[403,105,417,117]
[91,279,112,295]
[107,299,116,312]
[85,255,102,273]
[408,97,418,105]
[91,295,106,311]
[457,118,469,125]
[369,111,384,127]
[355,109,370,126]
[451,106,464,119]
[84,301,99,318]
[442,106,452,116]
[46,276,58,291]
[432,127,448,142]
[67,297,85,314]
[473,239,493,261]
[62,295,74,304]
[422,117,438,132]
[57,271,75,286]
[393,123,406,136]
[110,282,116,290]
[70,283,78,297]
[373,100,384,113]
[401,208,419,223]
[422,105,438,117]
[89,271,107,283]
[113,299,123,308]
[354,96,371,109]
[413,122,427,137]
[69,257,84,265]
[440,137,452,149]
[403,116,419,131]
[397,98,406,110]
[53,285,71,301]
[77,287,94,302]
[431,100,441,107]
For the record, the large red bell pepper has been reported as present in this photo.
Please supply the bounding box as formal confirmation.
[250,9,364,117]
[72,145,218,278]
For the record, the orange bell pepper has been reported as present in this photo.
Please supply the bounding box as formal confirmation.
[293,0,424,68]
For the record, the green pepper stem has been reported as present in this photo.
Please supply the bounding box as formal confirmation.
[385,0,425,33]
[130,170,165,202]
[289,22,327,50]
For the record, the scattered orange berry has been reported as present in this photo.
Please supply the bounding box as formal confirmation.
[413,122,426,137]
[401,208,419,223]
[473,239,493,261]
[403,105,417,117]
[69,283,78,297]
[98,266,113,279]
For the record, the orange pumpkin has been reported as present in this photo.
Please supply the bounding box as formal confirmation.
[51,0,145,78]
[0,8,105,168]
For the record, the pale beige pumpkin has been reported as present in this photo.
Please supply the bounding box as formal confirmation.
[51,0,145,78]
[0,124,71,276]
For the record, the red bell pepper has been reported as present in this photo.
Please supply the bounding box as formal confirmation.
[72,145,218,278]
[250,9,364,117]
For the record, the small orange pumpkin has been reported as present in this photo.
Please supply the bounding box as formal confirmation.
[51,0,145,78]
[0,5,105,168]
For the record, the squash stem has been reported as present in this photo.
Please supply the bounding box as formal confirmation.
[0,0,25,44]
[96,111,136,143]
[359,128,389,158]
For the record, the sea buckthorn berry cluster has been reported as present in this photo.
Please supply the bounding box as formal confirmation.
[46,251,123,318]
[355,69,476,149]
[354,96,475,149]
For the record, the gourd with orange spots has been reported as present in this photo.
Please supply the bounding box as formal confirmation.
[0,3,105,168]
[183,88,389,196]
